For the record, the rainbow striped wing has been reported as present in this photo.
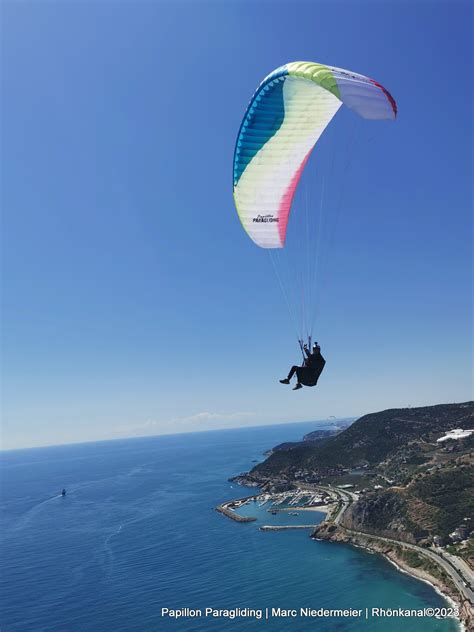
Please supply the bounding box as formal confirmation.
[233,61,397,249]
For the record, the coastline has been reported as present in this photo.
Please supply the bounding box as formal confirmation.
[225,402,474,629]
[383,554,465,632]
[312,522,472,630]
[218,488,471,629]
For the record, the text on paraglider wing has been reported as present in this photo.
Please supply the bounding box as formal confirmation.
[253,214,279,223]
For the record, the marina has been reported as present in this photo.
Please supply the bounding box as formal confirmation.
[216,487,336,524]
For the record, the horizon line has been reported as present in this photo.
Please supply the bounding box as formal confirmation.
[0,415,356,454]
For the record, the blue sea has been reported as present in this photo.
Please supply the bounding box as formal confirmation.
[0,422,460,631]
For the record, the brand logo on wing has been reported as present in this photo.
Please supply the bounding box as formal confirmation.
[253,214,279,224]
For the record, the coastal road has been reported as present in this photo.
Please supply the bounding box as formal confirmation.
[334,497,350,525]
[319,485,474,606]
[332,489,356,526]
[306,484,354,525]
[345,530,474,605]
[434,548,474,593]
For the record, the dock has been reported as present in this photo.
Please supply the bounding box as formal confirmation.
[216,502,256,522]
[259,525,318,531]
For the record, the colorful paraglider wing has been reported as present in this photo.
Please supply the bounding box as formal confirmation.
[233,61,396,249]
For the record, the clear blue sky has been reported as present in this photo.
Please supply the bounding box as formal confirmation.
[2,1,472,449]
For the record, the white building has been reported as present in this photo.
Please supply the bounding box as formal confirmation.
[436,428,474,443]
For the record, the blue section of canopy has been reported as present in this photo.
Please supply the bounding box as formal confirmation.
[233,66,288,187]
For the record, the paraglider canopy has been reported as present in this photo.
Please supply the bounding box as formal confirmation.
[233,61,396,249]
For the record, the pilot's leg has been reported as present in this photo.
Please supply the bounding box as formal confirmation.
[280,366,298,385]
[288,366,299,380]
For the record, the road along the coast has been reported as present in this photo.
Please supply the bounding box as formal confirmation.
[316,485,474,607]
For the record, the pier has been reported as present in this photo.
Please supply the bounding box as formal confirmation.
[259,525,318,531]
[216,499,257,522]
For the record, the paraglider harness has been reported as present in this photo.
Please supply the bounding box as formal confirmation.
[298,336,314,364]
[297,336,325,384]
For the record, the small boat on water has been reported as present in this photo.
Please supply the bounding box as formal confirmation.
[61,489,66,497]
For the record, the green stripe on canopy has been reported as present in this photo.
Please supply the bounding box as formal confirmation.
[287,62,341,100]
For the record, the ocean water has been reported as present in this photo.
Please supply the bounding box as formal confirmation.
[0,423,460,631]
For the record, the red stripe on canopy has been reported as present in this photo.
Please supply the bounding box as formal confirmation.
[278,149,312,244]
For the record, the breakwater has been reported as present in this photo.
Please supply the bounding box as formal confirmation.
[216,497,257,522]
[260,525,318,531]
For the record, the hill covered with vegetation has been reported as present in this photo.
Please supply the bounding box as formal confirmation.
[249,402,473,481]
[233,402,474,546]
